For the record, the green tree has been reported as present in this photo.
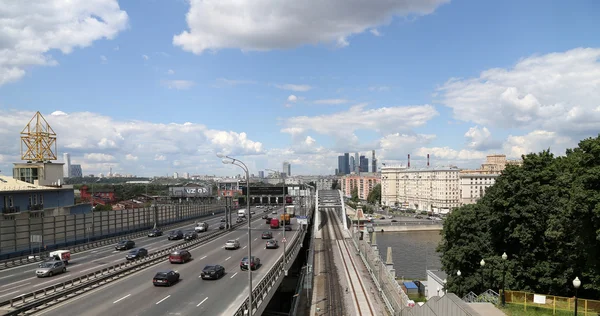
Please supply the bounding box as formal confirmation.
[438,135,600,299]
[367,183,381,204]
[331,179,340,190]
[351,187,359,202]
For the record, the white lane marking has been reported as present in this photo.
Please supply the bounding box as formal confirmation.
[225,256,231,261]
[0,282,30,293]
[230,272,238,279]
[113,294,131,304]
[36,274,72,287]
[242,246,247,249]
[91,251,98,253]
[200,256,207,260]
[79,264,106,273]
[112,251,119,253]
[0,290,19,298]
[254,238,257,241]
[156,295,171,305]
[0,275,35,284]
[197,297,208,307]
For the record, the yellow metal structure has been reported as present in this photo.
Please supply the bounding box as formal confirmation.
[20,111,57,162]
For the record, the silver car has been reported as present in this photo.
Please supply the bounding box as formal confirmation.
[36,261,66,278]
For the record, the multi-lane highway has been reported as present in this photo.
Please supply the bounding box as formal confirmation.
[0,211,234,302]
[35,206,301,316]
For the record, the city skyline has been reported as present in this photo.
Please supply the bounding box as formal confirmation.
[0,1,599,176]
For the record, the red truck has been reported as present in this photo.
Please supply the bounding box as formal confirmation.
[270,218,280,229]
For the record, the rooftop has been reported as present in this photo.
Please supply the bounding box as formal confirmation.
[0,175,64,192]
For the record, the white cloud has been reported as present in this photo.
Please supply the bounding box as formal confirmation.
[100,55,108,63]
[0,110,264,176]
[414,147,488,162]
[288,95,298,102]
[142,55,150,61]
[314,99,349,105]
[370,29,382,36]
[113,46,120,51]
[379,133,436,162]
[84,153,116,162]
[167,69,175,75]
[439,47,600,139]
[162,80,195,90]
[369,86,390,92]
[173,0,447,54]
[464,126,501,151]
[502,130,572,159]
[51,111,68,116]
[125,154,139,161]
[214,78,257,87]
[0,0,128,85]
[275,84,312,92]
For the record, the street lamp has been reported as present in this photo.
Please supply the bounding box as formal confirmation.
[573,277,581,316]
[443,278,447,295]
[267,168,287,271]
[501,252,508,306]
[457,270,461,297]
[480,259,486,293]
[217,153,253,315]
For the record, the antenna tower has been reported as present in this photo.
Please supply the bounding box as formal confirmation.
[20,111,58,162]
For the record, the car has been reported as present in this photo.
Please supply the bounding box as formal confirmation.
[152,270,180,286]
[195,222,209,233]
[284,225,292,231]
[272,210,277,214]
[169,250,192,263]
[266,240,279,249]
[236,217,244,223]
[35,260,66,277]
[168,230,184,240]
[201,265,225,280]
[225,239,240,250]
[250,210,256,215]
[219,223,226,230]
[115,240,135,250]
[261,231,273,239]
[184,231,198,241]
[265,217,272,224]
[240,256,261,271]
[391,219,398,222]
[262,214,268,219]
[220,217,226,222]
[126,248,148,260]
[148,229,162,237]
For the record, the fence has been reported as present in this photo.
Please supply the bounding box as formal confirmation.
[0,202,223,257]
[350,227,409,315]
[505,290,600,315]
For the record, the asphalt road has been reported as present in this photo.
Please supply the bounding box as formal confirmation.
[0,209,248,301]
[37,207,300,316]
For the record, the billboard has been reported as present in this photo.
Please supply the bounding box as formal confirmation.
[241,186,288,196]
[169,186,212,197]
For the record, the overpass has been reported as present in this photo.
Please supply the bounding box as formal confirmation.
[0,197,314,315]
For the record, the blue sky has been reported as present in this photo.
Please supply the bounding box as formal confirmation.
[0,0,599,177]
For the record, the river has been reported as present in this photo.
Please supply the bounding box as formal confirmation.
[374,230,443,280]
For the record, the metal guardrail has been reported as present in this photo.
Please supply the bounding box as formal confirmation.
[232,209,312,316]
[0,206,225,271]
[370,221,443,226]
[0,219,249,315]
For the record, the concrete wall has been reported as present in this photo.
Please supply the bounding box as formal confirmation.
[374,225,443,232]
[400,293,481,316]
[0,203,222,257]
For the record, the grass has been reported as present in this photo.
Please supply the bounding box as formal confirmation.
[500,303,592,316]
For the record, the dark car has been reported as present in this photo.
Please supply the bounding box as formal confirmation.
[240,256,260,271]
[219,223,226,230]
[220,217,226,222]
[236,217,244,223]
[262,214,268,219]
[184,231,198,241]
[266,240,279,249]
[169,250,192,263]
[115,240,135,251]
[261,231,272,239]
[148,229,162,237]
[201,265,225,280]
[152,270,180,286]
[265,217,272,224]
[126,248,148,260]
[168,230,184,240]
[284,225,292,231]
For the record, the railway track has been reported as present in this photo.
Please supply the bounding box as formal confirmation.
[320,208,345,316]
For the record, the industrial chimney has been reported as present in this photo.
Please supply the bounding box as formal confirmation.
[427,154,430,167]
[408,154,410,168]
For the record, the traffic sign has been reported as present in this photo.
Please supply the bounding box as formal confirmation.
[282,237,287,243]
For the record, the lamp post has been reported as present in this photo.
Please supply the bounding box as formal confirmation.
[217,153,253,315]
[573,277,581,316]
[457,270,461,297]
[480,259,486,293]
[267,168,286,271]
[501,252,508,306]
[443,278,447,295]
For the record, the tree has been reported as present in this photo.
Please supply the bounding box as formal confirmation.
[438,135,600,299]
[331,179,340,190]
[351,187,359,202]
[367,183,381,205]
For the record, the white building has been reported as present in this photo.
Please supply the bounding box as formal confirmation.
[458,154,522,205]
[173,172,179,179]
[183,172,190,179]
[381,165,461,212]
[63,153,71,177]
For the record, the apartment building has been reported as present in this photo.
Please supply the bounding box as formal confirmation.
[341,173,380,200]
[459,154,522,205]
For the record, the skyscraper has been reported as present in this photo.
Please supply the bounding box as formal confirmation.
[359,155,369,172]
[283,161,291,176]
[63,153,71,177]
[350,156,355,173]
[354,152,359,172]
[258,171,265,178]
[372,150,377,173]
[338,155,344,175]
[343,153,350,174]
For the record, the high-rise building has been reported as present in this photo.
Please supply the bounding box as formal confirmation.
[173,172,179,179]
[183,172,190,179]
[70,164,83,177]
[344,153,350,174]
[354,152,359,172]
[283,161,291,176]
[359,156,369,172]
[338,155,344,175]
[258,171,265,178]
[372,150,377,173]
[350,156,355,173]
[63,153,71,177]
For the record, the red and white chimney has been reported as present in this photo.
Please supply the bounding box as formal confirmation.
[408,154,411,168]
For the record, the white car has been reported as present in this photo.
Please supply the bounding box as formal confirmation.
[225,239,240,250]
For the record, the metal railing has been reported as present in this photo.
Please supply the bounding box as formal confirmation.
[0,219,249,314]
[504,289,600,314]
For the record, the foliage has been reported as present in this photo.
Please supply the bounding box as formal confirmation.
[351,187,359,202]
[331,179,340,190]
[367,183,381,204]
[93,204,113,212]
[438,135,600,299]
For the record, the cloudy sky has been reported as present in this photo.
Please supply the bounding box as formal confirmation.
[0,0,599,177]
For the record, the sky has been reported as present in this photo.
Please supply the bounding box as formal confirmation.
[0,0,599,177]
